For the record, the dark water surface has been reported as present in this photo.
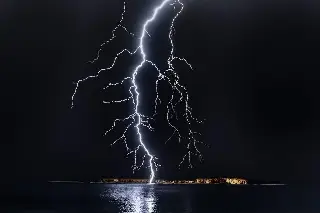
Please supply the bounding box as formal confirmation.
[2,183,320,213]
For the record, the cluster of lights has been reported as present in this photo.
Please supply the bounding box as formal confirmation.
[71,0,204,184]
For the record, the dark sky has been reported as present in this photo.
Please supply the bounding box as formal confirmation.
[1,0,320,184]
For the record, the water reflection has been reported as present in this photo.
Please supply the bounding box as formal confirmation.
[101,184,157,213]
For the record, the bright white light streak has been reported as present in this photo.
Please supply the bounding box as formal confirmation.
[71,0,205,184]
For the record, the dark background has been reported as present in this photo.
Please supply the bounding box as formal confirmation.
[1,0,320,184]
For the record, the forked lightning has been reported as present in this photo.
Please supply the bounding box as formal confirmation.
[71,0,205,184]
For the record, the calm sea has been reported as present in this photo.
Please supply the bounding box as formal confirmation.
[2,183,320,213]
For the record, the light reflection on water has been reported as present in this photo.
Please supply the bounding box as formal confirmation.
[98,184,319,213]
[100,184,157,213]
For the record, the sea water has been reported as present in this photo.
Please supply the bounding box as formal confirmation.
[3,183,320,213]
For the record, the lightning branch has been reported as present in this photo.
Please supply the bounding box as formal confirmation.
[71,0,205,184]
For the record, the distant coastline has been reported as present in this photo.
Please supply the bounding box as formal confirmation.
[48,180,85,184]
[48,177,285,185]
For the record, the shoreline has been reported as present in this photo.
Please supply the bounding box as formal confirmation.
[47,181,286,186]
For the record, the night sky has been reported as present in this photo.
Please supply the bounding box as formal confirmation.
[1,0,320,184]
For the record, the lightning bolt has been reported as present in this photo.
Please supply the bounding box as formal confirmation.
[71,0,205,184]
